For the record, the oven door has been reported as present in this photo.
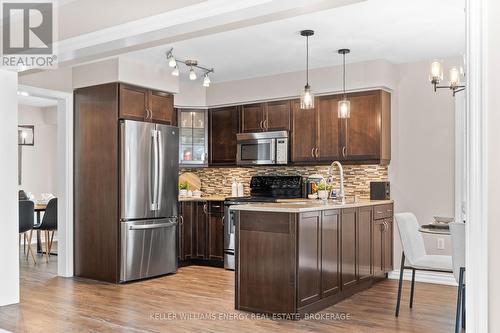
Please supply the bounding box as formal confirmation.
[237,138,275,165]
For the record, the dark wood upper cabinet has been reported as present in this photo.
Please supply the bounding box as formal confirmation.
[297,211,321,307]
[149,90,175,124]
[291,99,317,163]
[291,89,390,165]
[119,84,148,121]
[241,103,265,132]
[321,210,340,298]
[241,101,291,133]
[119,84,174,124]
[317,95,341,161]
[357,206,373,282]
[340,90,391,164]
[209,106,240,166]
[341,208,357,290]
[265,100,291,131]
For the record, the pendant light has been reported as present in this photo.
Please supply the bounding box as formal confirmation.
[189,66,197,80]
[338,49,351,119]
[300,30,315,110]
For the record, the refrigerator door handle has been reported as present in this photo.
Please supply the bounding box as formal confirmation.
[129,221,177,230]
[151,130,159,210]
[157,129,163,211]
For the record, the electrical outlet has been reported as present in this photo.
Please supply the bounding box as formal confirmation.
[437,238,445,250]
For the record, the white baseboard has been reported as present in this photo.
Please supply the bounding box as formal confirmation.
[388,269,457,286]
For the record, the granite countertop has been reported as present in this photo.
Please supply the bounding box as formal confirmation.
[179,195,227,202]
[229,199,393,213]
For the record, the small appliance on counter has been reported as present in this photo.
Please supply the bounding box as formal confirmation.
[303,174,325,199]
[370,181,390,200]
[223,175,302,270]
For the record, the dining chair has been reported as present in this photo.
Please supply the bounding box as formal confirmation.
[33,198,57,262]
[394,212,453,317]
[450,222,466,333]
[19,200,36,264]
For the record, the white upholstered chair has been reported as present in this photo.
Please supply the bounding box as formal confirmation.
[394,213,453,317]
[449,222,466,333]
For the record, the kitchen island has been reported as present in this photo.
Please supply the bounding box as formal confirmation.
[231,200,394,315]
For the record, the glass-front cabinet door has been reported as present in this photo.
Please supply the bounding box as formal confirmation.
[179,109,208,167]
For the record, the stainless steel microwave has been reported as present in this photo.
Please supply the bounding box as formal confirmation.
[236,131,288,166]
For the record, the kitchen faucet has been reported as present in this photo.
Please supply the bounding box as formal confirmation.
[327,161,345,204]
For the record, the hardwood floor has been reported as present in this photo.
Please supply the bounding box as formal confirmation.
[0,252,460,333]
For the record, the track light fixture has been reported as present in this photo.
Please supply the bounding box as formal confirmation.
[165,48,214,87]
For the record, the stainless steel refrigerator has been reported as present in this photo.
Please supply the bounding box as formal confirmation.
[119,120,179,282]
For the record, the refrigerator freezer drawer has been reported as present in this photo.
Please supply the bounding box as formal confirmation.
[120,219,178,282]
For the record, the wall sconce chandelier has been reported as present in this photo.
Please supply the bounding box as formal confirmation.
[166,48,214,87]
[429,60,466,96]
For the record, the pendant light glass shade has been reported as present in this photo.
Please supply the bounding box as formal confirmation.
[429,60,443,84]
[168,55,177,68]
[189,67,197,80]
[299,30,314,110]
[300,84,314,109]
[337,48,351,119]
[338,99,350,118]
[171,66,179,76]
[203,73,211,87]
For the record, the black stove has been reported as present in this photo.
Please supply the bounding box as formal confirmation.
[223,176,302,270]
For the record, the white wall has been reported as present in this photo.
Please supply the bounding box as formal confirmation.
[390,58,459,261]
[487,0,500,330]
[18,105,58,198]
[174,78,207,108]
[19,67,73,93]
[207,59,398,106]
[0,70,20,306]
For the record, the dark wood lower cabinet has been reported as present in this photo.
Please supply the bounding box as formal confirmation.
[235,203,394,315]
[358,206,373,281]
[297,212,321,307]
[320,210,340,298]
[372,206,394,277]
[178,201,224,265]
[341,208,357,289]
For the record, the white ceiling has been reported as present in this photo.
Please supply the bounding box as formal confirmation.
[18,95,58,108]
[124,0,465,83]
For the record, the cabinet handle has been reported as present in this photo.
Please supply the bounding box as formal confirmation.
[315,148,319,158]
[342,146,347,157]
[264,119,268,130]
[259,120,264,130]
[311,148,315,158]
[179,215,184,226]
[203,203,208,214]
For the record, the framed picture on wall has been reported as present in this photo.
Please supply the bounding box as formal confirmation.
[18,125,34,146]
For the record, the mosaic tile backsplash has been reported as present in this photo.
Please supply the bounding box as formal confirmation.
[180,165,388,200]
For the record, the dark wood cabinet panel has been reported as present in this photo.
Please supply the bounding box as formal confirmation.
[193,202,208,259]
[119,84,148,121]
[340,91,381,161]
[291,99,317,163]
[208,211,224,261]
[150,90,174,124]
[321,210,340,297]
[317,95,341,161]
[372,220,385,277]
[265,100,290,131]
[341,208,357,289]
[74,83,119,283]
[180,202,194,260]
[209,106,239,166]
[357,207,373,281]
[297,212,321,307]
[241,103,264,133]
[384,218,394,272]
